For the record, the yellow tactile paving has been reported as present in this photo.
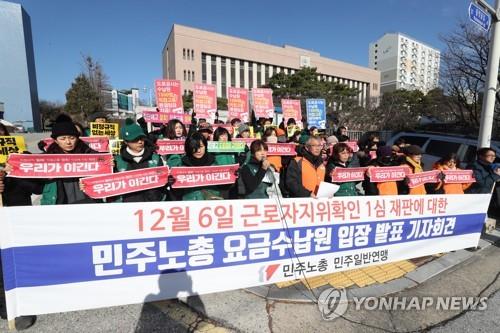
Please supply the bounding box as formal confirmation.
[275,280,300,288]
[280,259,419,290]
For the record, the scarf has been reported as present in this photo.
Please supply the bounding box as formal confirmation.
[406,156,423,173]
[182,152,215,167]
[126,147,145,163]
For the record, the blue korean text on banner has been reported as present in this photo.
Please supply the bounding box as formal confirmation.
[306,99,326,129]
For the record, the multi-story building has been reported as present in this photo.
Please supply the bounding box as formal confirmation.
[162,24,380,108]
[0,1,40,130]
[369,33,440,94]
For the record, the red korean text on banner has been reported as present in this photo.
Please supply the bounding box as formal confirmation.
[155,140,185,155]
[81,166,169,199]
[331,167,368,182]
[368,166,410,183]
[155,79,183,114]
[227,87,249,122]
[281,99,302,124]
[142,111,191,124]
[7,153,114,178]
[170,164,239,188]
[443,170,476,184]
[194,83,217,121]
[233,138,256,147]
[252,88,274,119]
[345,141,360,153]
[266,143,297,156]
[42,137,109,153]
[407,170,441,188]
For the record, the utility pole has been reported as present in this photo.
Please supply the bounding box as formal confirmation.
[477,0,500,147]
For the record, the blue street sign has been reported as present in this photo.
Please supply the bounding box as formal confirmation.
[469,2,491,32]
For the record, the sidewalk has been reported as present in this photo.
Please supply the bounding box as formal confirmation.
[177,222,500,333]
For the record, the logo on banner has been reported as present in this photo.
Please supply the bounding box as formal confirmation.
[318,288,348,320]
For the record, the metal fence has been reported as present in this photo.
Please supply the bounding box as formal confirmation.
[324,129,393,144]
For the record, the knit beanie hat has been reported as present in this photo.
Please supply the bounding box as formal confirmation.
[376,146,393,158]
[121,118,146,141]
[51,114,80,139]
[404,144,423,156]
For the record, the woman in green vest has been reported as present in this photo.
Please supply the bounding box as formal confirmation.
[171,132,222,200]
[113,118,164,202]
[239,140,278,199]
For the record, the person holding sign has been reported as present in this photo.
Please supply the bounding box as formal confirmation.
[38,115,100,205]
[113,119,164,202]
[325,143,359,197]
[154,119,188,141]
[169,132,223,200]
[466,148,500,194]
[262,127,282,172]
[285,136,325,198]
[212,127,236,166]
[432,153,472,195]
[400,145,426,195]
[239,140,279,199]
[364,146,400,196]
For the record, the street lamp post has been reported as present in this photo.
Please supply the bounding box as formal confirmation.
[477,0,500,148]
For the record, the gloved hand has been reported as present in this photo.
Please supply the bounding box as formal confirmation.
[38,140,47,152]
[438,172,446,182]
[167,175,176,189]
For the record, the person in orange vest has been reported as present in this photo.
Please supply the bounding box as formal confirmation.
[400,145,426,195]
[285,136,325,197]
[433,153,472,194]
[364,146,399,195]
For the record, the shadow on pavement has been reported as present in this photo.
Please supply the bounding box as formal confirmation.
[134,269,206,333]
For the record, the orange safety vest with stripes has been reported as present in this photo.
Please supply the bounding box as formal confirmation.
[295,156,326,194]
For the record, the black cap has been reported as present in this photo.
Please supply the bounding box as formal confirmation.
[51,114,79,139]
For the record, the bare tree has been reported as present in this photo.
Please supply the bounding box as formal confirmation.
[440,21,500,135]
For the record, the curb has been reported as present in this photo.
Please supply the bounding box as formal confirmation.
[245,223,500,303]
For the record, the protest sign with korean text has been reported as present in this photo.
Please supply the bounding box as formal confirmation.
[90,122,119,138]
[368,166,410,183]
[142,111,191,124]
[281,99,302,124]
[81,166,169,199]
[306,99,326,129]
[7,153,113,178]
[266,143,297,156]
[207,141,246,153]
[227,87,249,122]
[155,79,183,113]
[443,170,476,184]
[251,88,274,118]
[0,194,491,320]
[194,83,217,121]
[170,164,239,188]
[109,139,123,155]
[155,140,185,155]
[331,167,368,182]
[407,170,440,188]
[233,138,255,147]
[0,136,26,164]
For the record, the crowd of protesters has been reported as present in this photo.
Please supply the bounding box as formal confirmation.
[0,112,499,208]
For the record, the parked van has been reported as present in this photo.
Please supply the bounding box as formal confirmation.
[386,132,500,170]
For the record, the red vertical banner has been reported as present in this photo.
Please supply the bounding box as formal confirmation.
[252,88,274,119]
[194,83,217,121]
[155,79,183,114]
[281,99,302,124]
[227,87,249,122]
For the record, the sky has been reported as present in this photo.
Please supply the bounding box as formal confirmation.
[9,0,474,103]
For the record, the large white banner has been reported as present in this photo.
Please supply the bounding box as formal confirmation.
[0,194,491,320]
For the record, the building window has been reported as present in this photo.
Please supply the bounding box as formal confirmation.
[191,50,194,61]
[374,56,377,59]
[230,59,236,86]
[202,54,207,83]
[240,61,244,88]
[221,57,227,98]
[183,49,186,60]
[265,65,270,85]
[248,62,253,89]
[192,71,195,82]
[184,70,187,81]
[184,89,187,95]
[373,83,378,90]
[257,63,262,87]
[188,70,191,81]
[211,56,216,84]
